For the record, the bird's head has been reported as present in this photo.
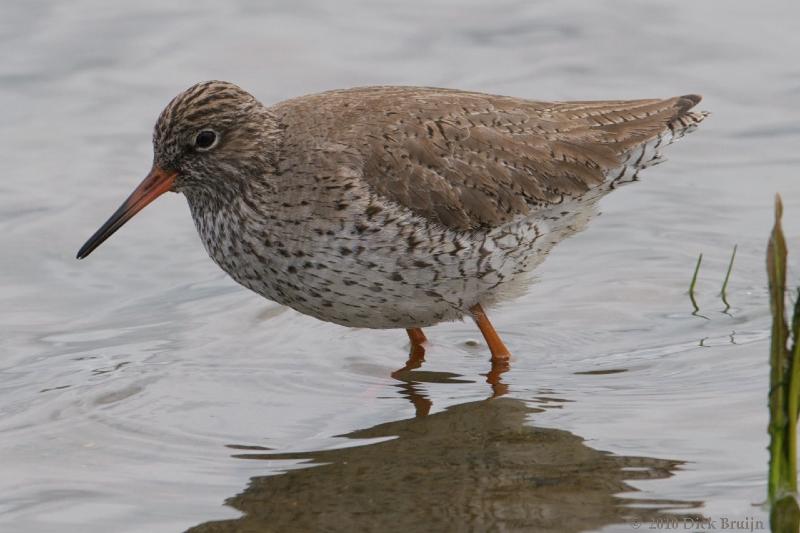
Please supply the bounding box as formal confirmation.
[77,81,279,259]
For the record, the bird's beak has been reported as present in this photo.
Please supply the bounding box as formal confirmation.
[76,166,178,259]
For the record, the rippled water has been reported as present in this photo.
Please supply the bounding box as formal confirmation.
[2,1,799,532]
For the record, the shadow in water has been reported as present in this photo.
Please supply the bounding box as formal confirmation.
[190,391,701,533]
[391,338,511,399]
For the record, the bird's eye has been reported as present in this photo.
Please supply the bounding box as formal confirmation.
[194,130,218,150]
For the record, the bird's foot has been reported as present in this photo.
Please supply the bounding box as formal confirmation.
[391,328,428,379]
[484,358,510,398]
[391,343,426,377]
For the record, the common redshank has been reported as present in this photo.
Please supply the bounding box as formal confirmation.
[77,81,707,373]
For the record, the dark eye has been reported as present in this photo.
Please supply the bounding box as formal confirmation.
[194,130,218,150]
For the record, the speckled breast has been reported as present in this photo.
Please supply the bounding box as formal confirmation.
[186,187,600,329]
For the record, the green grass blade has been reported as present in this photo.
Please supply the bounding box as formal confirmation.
[689,253,705,318]
[767,194,791,502]
[788,291,800,492]
[720,244,737,312]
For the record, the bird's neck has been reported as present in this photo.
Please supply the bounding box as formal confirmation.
[184,175,295,257]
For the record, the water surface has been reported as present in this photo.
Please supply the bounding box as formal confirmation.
[1,1,799,532]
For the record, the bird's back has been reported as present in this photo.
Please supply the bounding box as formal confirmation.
[270,86,708,231]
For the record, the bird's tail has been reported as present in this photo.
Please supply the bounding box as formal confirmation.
[609,95,709,187]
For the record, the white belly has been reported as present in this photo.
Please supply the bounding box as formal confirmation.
[190,192,602,329]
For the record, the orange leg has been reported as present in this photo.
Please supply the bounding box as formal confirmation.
[470,303,511,361]
[471,303,511,397]
[392,328,428,377]
[404,328,427,368]
[406,327,427,347]
[391,329,431,413]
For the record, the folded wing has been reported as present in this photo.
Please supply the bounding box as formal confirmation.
[362,91,707,230]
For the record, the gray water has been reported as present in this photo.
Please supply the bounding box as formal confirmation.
[2,1,799,532]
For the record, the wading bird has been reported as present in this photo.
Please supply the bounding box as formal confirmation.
[77,81,707,381]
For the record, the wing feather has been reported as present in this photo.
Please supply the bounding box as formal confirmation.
[274,87,706,231]
[359,90,706,230]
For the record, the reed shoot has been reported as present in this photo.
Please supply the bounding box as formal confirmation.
[689,253,704,317]
[766,194,800,531]
[720,245,737,312]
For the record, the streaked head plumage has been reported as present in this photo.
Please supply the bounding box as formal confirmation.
[152,80,279,193]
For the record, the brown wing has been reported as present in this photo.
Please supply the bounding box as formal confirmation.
[356,89,706,230]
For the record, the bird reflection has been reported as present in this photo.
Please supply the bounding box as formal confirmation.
[392,336,510,400]
[394,379,432,417]
[189,397,701,533]
[391,368,471,417]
